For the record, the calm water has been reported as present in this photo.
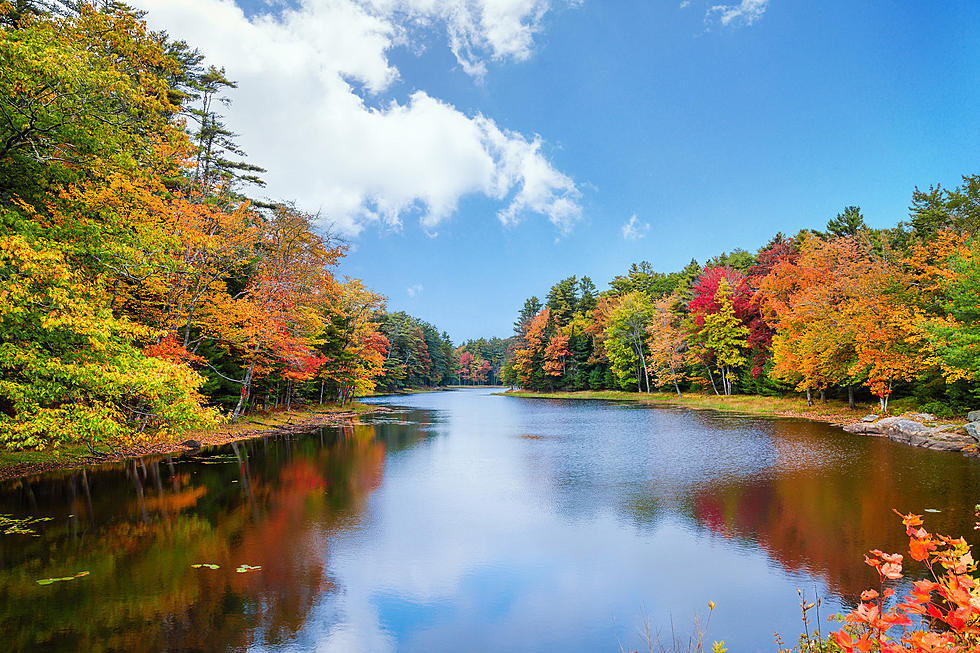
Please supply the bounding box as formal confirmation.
[1,388,979,652]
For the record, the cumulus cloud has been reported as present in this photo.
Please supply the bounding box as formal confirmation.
[706,0,768,27]
[621,214,649,240]
[368,0,560,79]
[407,283,424,297]
[131,0,581,236]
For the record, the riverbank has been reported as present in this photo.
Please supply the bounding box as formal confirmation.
[498,389,873,424]
[358,387,447,397]
[500,389,979,456]
[0,403,383,482]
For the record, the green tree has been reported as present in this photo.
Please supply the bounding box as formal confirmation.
[577,276,597,313]
[514,296,542,345]
[604,291,655,392]
[547,276,578,327]
[824,205,867,238]
[924,246,980,383]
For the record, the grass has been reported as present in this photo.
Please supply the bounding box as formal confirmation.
[496,389,885,424]
[0,444,94,469]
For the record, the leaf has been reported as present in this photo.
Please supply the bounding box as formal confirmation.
[36,572,87,585]
[235,564,261,573]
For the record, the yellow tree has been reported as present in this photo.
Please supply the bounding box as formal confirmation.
[757,236,861,405]
[696,279,748,396]
[317,278,388,403]
[646,293,687,396]
[845,264,924,412]
[906,230,979,384]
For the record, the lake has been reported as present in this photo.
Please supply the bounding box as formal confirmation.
[1,388,978,652]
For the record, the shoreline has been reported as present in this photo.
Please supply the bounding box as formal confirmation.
[498,389,978,456]
[0,403,387,483]
[495,389,870,424]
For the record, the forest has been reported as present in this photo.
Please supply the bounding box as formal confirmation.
[4,1,980,457]
[503,194,980,417]
[0,1,482,452]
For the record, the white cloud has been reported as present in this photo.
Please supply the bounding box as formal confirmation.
[706,0,768,27]
[131,0,581,236]
[407,283,424,297]
[367,0,562,79]
[621,214,649,240]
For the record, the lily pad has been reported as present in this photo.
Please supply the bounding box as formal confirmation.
[2,515,54,536]
[36,571,88,585]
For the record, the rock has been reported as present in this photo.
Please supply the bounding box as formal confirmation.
[180,439,202,450]
[907,413,937,422]
[861,414,879,423]
[844,417,976,454]
[925,435,977,451]
[965,423,980,440]
[968,410,980,423]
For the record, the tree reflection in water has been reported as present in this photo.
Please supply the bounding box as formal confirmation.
[0,417,431,652]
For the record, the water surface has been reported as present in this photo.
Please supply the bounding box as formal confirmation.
[2,389,978,652]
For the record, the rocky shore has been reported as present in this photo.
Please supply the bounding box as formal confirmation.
[843,411,980,456]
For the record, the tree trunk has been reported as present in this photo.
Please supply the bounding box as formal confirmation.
[819,388,826,403]
[805,386,813,407]
[636,345,650,393]
[231,362,255,423]
[848,384,855,410]
[692,351,720,395]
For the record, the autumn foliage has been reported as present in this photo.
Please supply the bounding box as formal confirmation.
[506,198,980,416]
[829,510,980,653]
[0,4,424,450]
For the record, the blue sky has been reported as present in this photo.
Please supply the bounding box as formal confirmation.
[137,0,980,342]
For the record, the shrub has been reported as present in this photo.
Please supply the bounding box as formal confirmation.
[828,509,980,653]
[918,401,955,419]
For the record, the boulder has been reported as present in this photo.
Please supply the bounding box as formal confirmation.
[907,413,937,422]
[180,439,202,450]
[968,410,980,423]
[923,433,978,451]
[966,423,980,440]
[861,414,879,423]
[844,417,977,453]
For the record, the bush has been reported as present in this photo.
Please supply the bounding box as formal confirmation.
[828,509,980,653]
[918,401,955,419]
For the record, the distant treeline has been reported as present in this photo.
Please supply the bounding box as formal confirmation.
[503,186,980,416]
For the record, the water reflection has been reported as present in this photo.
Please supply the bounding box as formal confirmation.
[0,418,433,652]
[1,391,978,653]
[690,418,980,598]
